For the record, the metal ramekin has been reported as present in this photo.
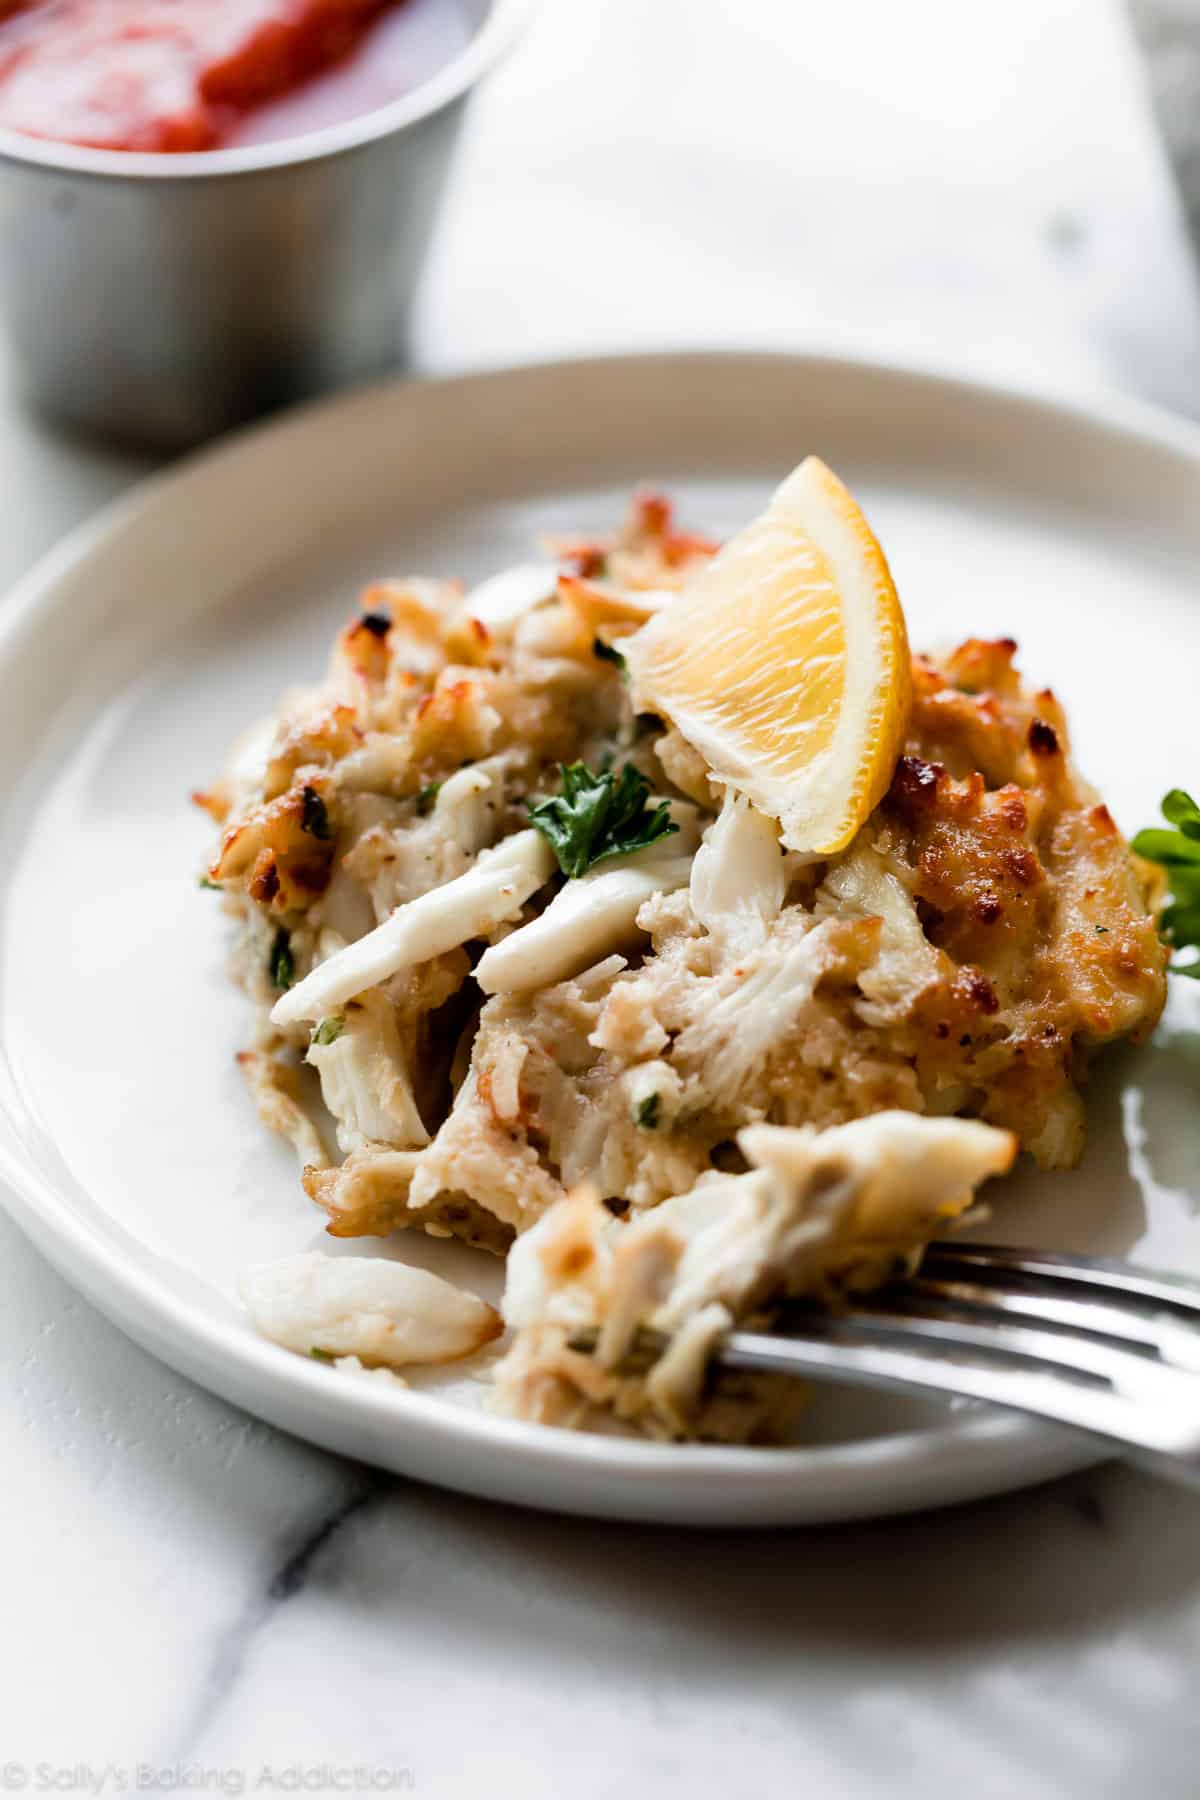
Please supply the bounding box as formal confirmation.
[0,0,528,449]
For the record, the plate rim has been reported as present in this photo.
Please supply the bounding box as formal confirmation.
[5,343,1184,1523]
[5,341,1200,662]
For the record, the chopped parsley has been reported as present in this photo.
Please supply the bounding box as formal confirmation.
[415,781,441,817]
[198,875,221,891]
[635,1093,661,1130]
[269,929,295,991]
[301,785,332,840]
[309,1346,336,1364]
[1132,789,1200,978]
[311,1016,345,1046]
[529,760,679,880]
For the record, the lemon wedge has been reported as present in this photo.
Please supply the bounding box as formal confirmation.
[622,456,911,855]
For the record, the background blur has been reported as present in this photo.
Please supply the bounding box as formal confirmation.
[406,0,1200,410]
[1134,0,1200,255]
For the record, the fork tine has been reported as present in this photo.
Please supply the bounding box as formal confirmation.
[720,1313,1200,1473]
[800,1304,1189,1396]
[718,1322,1122,1438]
[923,1242,1200,1321]
[573,1242,1200,1486]
[886,1275,1200,1371]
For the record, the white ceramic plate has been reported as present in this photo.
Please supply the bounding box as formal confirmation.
[0,352,1197,1526]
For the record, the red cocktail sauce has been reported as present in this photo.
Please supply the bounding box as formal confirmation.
[0,0,469,152]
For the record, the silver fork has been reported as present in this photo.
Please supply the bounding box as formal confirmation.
[697,1243,1200,1486]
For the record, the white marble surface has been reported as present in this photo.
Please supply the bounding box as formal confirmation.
[3,1,1200,1793]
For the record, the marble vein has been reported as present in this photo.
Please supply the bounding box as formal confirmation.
[168,1471,390,1757]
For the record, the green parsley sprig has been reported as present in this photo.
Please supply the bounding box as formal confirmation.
[311,1016,345,1046]
[592,637,628,679]
[269,928,295,991]
[635,1093,661,1130]
[1132,789,1200,979]
[529,760,679,880]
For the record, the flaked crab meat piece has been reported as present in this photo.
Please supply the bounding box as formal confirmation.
[306,990,430,1153]
[239,1252,502,1369]
[408,1067,566,1236]
[305,1147,424,1238]
[813,835,944,1025]
[475,849,696,995]
[667,1111,1016,1321]
[556,573,678,637]
[671,915,847,1106]
[495,1112,1016,1437]
[430,761,506,852]
[475,799,701,995]
[302,1147,516,1253]
[236,1047,330,1170]
[457,563,561,636]
[688,791,786,951]
[271,829,557,1026]
[317,1356,409,1389]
